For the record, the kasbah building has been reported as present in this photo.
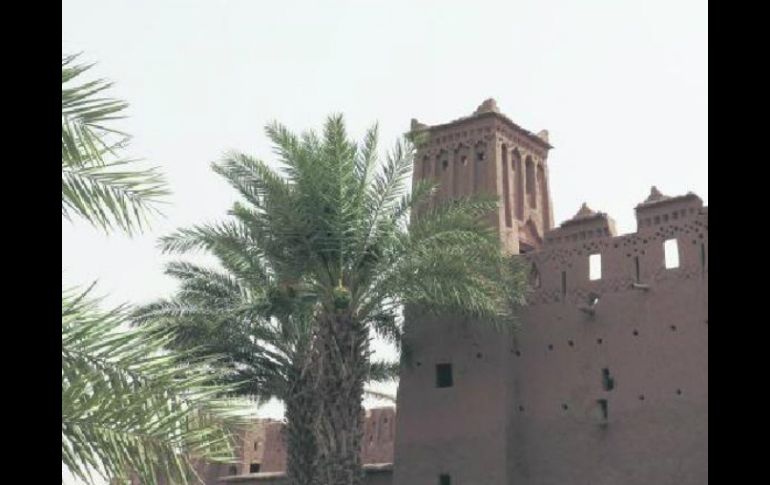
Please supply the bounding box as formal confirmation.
[134,99,708,485]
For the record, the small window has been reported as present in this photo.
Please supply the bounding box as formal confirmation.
[254,441,259,451]
[664,239,679,268]
[249,463,261,473]
[561,271,567,299]
[589,254,601,280]
[634,256,641,282]
[436,363,453,388]
[597,398,608,421]
[439,474,451,485]
[601,368,614,391]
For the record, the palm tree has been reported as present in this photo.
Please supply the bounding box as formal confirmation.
[133,248,398,484]
[157,116,527,484]
[62,53,245,485]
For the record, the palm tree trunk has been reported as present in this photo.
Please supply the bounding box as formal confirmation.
[313,314,368,485]
[285,366,319,485]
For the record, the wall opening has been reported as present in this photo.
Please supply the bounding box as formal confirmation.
[249,463,261,473]
[561,271,567,299]
[589,253,602,280]
[422,155,430,179]
[700,243,707,272]
[602,368,615,391]
[452,149,462,196]
[538,163,549,227]
[434,152,444,181]
[501,144,512,227]
[525,157,536,207]
[664,238,680,268]
[597,399,609,421]
[473,143,485,193]
[254,441,259,451]
[439,474,451,485]
[634,256,641,282]
[436,363,453,388]
[229,466,238,475]
[513,149,524,219]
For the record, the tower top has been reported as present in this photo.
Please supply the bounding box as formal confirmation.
[409,98,553,150]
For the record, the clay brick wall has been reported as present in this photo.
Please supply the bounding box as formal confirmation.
[393,102,707,484]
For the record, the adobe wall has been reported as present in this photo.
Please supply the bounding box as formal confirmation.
[393,194,708,484]
[393,311,512,483]
[507,198,708,485]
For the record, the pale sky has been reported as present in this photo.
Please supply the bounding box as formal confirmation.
[62,0,707,422]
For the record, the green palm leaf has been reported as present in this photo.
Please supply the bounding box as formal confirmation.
[62,53,169,235]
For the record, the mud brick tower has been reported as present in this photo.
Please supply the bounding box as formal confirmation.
[393,99,708,485]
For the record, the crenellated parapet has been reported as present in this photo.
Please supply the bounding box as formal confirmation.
[524,187,707,307]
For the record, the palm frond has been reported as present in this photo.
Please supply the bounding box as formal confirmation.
[62,284,253,485]
[62,53,168,235]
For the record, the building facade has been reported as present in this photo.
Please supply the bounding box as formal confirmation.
[393,99,708,485]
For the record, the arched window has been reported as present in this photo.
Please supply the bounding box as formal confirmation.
[538,164,549,227]
[525,157,536,208]
[474,141,486,192]
[501,144,512,227]
[512,148,523,219]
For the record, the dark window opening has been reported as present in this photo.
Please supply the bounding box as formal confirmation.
[561,271,567,299]
[501,144,512,227]
[254,441,259,451]
[602,368,615,391]
[634,256,641,282]
[250,463,261,473]
[700,243,707,272]
[597,398,608,421]
[436,363,453,388]
[439,474,451,485]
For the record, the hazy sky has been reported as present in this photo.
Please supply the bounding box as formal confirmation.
[62,0,707,419]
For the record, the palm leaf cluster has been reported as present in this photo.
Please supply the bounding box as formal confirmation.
[62,53,247,485]
[62,54,168,235]
[62,285,249,485]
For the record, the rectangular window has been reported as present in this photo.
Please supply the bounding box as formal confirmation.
[589,253,602,280]
[601,368,614,391]
[634,256,641,282]
[664,239,679,269]
[436,363,453,388]
[249,463,261,473]
[561,271,567,299]
[439,474,451,485]
[597,399,608,421]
